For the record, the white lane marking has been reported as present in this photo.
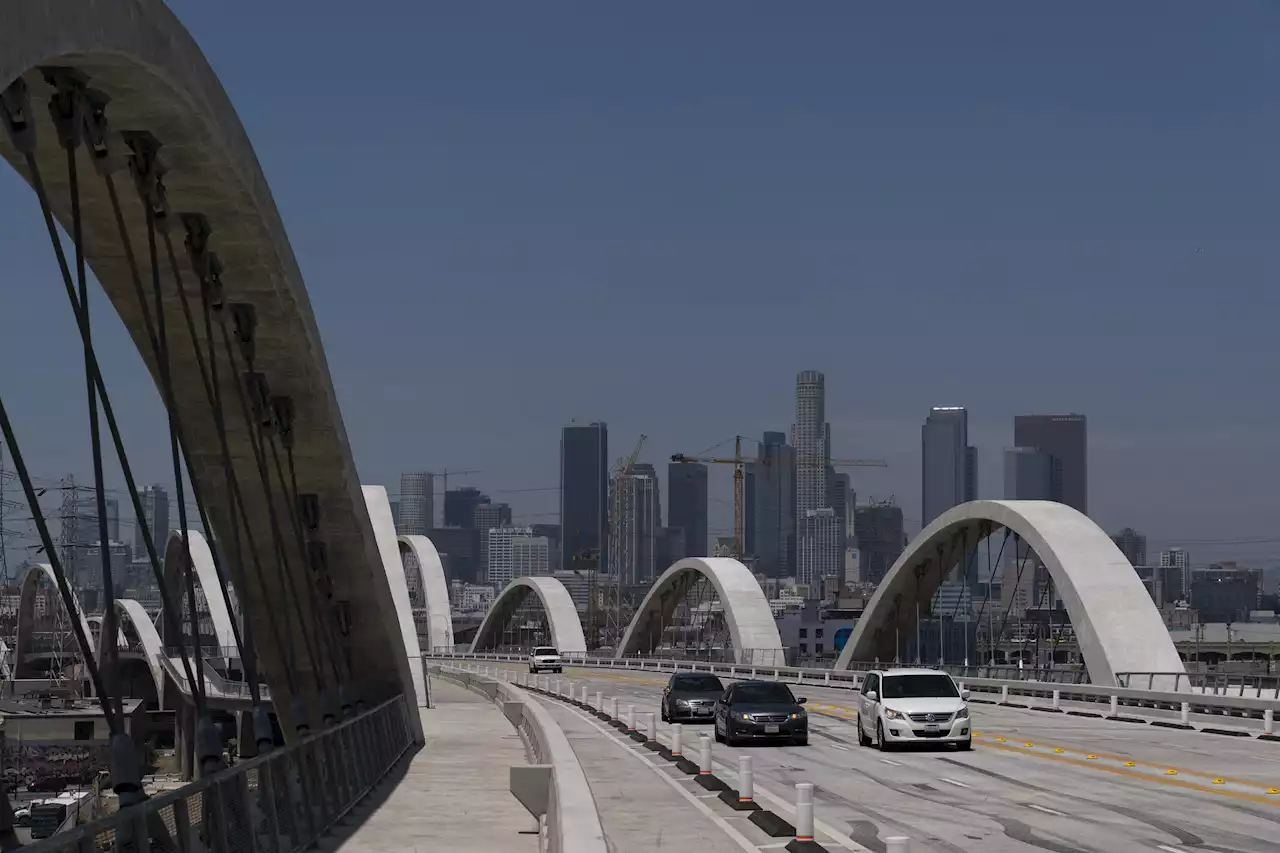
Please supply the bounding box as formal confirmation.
[1158,846,1193,853]
[1027,804,1066,816]
[941,778,970,788]
[879,758,902,766]
[831,744,850,751]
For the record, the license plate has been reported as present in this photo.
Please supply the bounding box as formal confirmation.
[925,724,941,732]
[696,707,712,715]
[765,724,780,734]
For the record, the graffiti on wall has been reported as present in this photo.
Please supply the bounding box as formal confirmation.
[2,740,109,788]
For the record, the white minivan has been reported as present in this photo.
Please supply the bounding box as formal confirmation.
[528,646,562,674]
[858,668,971,751]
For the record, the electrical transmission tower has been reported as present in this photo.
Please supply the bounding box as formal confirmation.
[58,475,80,585]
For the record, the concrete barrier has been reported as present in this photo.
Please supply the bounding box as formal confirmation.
[427,664,608,853]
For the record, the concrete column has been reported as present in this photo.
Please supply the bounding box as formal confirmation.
[176,701,195,782]
[236,709,256,760]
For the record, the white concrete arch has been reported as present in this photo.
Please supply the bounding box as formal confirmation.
[163,530,238,653]
[835,500,1186,684]
[98,598,166,707]
[1,0,421,728]
[364,487,428,709]
[398,535,455,653]
[471,576,588,655]
[619,558,785,665]
[13,563,95,678]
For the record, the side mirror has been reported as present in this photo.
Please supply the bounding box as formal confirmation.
[796,697,807,705]
[866,691,879,702]
[962,690,971,701]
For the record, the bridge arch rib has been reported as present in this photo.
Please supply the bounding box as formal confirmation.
[1,0,422,730]
[834,500,1185,683]
[619,558,784,666]
[471,577,587,655]
[398,535,455,653]
[97,599,166,709]
[163,529,238,654]
[13,563,95,679]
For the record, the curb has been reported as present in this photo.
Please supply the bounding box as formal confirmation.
[1199,727,1252,738]
[750,809,795,837]
[1149,720,1194,730]
[1105,716,1148,724]
[696,774,731,793]
[717,789,762,811]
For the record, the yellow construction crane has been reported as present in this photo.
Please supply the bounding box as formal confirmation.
[673,443,890,561]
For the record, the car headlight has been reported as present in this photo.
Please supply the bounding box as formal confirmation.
[675,699,689,707]
[955,707,968,719]
[741,713,753,721]
[883,708,904,720]
[790,711,806,720]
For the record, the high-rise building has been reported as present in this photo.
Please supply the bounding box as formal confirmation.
[531,524,562,578]
[921,407,976,528]
[1013,414,1088,514]
[473,503,513,571]
[444,487,487,528]
[1111,528,1147,568]
[854,502,905,588]
[794,371,839,594]
[426,527,482,584]
[561,422,608,572]
[132,485,170,558]
[751,431,796,578]
[1160,548,1191,602]
[486,527,549,589]
[397,472,435,535]
[828,472,853,584]
[667,462,708,560]
[1003,447,1053,500]
[612,464,660,587]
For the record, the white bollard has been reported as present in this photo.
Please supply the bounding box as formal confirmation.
[1052,689,1060,710]
[1266,709,1275,735]
[552,678,560,696]
[644,712,656,742]
[698,734,712,775]
[1000,685,1009,704]
[626,704,636,732]
[886,837,911,853]
[582,685,590,704]
[738,755,754,803]
[671,723,683,756]
[1109,695,1119,717]
[595,691,603,711]
[609,697,619,719]
[794,782,814,842]
[1181,702,1190,726]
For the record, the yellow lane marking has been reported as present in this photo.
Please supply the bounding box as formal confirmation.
[980,741,1280,806]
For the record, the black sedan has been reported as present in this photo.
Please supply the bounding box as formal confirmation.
[661,672,725,722]
[713,680,808,746]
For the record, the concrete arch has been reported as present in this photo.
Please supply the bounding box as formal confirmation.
[13,563,95,678]
[162,529,238,653]
[398,535,455,653]
[364,487,427,708]
[619,558,785,665]
[835,500,1186,684]
[97,598,166,708]
[471,577,588,655]
[2,0,421,729]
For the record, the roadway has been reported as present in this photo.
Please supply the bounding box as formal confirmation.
[494,662,1280,853]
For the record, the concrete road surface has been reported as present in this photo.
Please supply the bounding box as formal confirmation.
[492,662,1280,853]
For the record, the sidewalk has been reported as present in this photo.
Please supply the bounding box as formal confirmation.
[321,678,539,853]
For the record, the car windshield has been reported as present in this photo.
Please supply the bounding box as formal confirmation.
[733,683,795,704]
[881,674,958,699]
[533,647,558,656]
[672,675,723,692]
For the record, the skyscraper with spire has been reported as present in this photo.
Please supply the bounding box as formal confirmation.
[793,371,839,596]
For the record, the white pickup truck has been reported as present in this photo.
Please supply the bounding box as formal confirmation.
[528,646,562,673]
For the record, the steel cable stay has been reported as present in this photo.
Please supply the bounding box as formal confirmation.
[935,532,964,665]
[944,525,985,664]
[991,533,1035,666]
[0,77,203,706]
[971,528,1010,665]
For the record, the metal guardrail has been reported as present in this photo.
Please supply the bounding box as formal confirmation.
[158,655,270,702]
[428,652,1280,720]
[1117,670,1280,699]
[427,663,607,853]
[20,694,416,852]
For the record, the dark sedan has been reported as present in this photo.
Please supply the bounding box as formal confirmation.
[661,673,725,722]
[714,680,808,746]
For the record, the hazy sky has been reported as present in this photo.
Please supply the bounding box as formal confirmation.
[0,2,1277,565]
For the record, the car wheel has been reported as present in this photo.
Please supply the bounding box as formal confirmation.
[876,720,889,751]
[858,724,872,747]
[956,738,972,751]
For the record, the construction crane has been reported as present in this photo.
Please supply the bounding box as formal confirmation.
[425,468,483,495]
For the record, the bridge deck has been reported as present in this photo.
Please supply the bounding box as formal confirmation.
[318,679,536,852]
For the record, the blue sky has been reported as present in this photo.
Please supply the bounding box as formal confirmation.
[1,2,1278,563]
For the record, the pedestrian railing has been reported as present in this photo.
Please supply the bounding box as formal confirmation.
[20,694,416,853]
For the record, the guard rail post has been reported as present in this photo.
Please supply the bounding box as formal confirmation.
[794,782,814,843]
[671,723,683,757]
[1052,689,1060,710]
[1266,709,1275,736]
[738,755,753,804]
[1181,702,1190,726]
[626,704,636,732]
[609,697,619,720]
[595,691,603,712]
[699,734,712,776]
[1000,685,1009,704]
[1109,696,1119,717]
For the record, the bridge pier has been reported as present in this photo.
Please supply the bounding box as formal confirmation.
[175,701,196,781]
[236,709,256,759]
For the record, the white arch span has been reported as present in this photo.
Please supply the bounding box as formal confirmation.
[364,487,428,708]
[97,598,166,707]
[471,576,588,656]
[13,563,96,678]
[398,535,455,652]
[163,530,238,653]
[835,500,1186,684]
[619,558,785,666]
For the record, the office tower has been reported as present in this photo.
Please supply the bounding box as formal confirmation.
[389,501,400,527]
[751,431,796,578]
[473,503,513,571]
[1111,528,1147,568]
[444,487,487,528]
[1003,447,1053,500]
[854,501,905,588]
[132,485,170,558]
[921,407,976,528]
[426,527,482,584]
[561,422,608,572]
[397,472,435,535]
[667,462,708,560]
[1160,548,1191,602]
[486,527,549,589]
[1013,414,1088,514]
[828,472,853,584]
[794,371,839,594]
[612,463,660,587]
[531,524,562,576]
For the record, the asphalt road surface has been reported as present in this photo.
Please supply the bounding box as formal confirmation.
[494,662,1280,853]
